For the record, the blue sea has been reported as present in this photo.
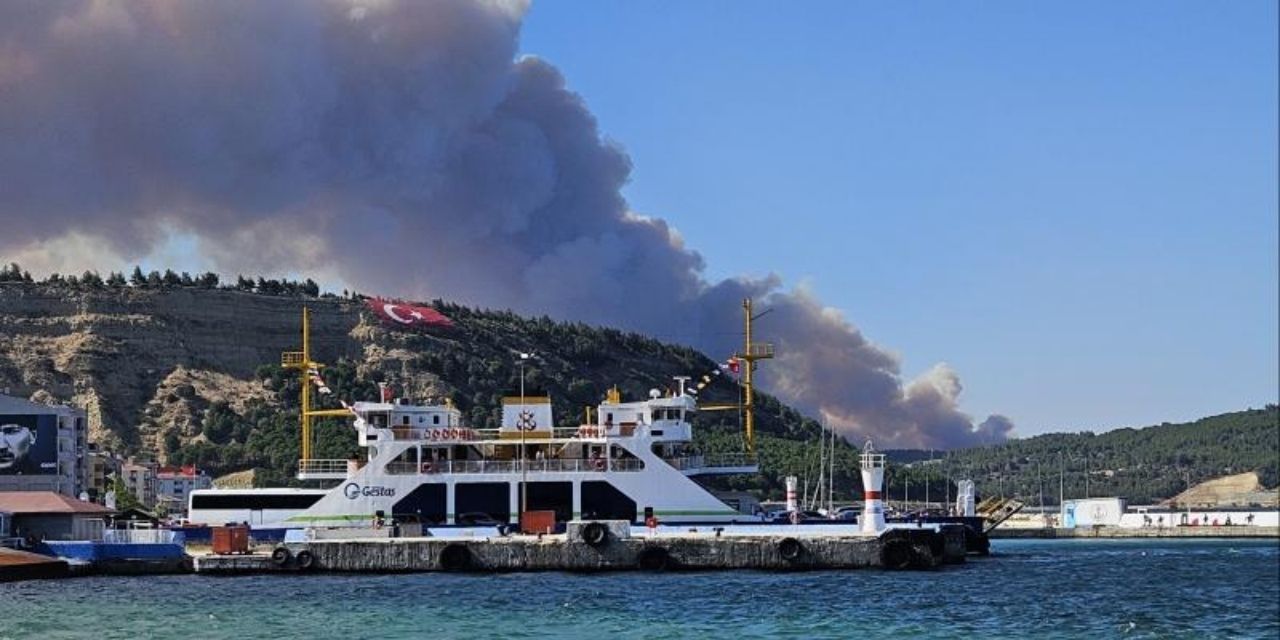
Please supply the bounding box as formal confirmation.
[2,539,1277,639]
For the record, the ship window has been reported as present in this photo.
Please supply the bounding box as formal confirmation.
[402,415,410,426]
[433,415,440,425]
[455,483,510,524]
[191,493,324,510]
[392,484,447,525]
[582,481,638,523]
[518,481,573,523]
[606,413,614,424]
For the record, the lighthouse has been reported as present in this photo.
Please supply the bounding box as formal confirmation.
[785,475,798,515]
[860,440,886,534]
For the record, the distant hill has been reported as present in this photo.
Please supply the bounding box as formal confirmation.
[1,269,1272,505]
[901,407,1279,506]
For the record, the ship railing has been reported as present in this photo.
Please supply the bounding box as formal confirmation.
[664,453,758,470]
[383,458,646,475]
[298,459,352,476]
[103,529,185,545]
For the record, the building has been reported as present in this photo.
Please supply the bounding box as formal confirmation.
[0,491,111,542]
[156,465,211,515]
[0,394,89,497]
[85,445,119,503]
[121,459,158,509]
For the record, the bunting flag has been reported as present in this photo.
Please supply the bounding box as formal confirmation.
[689,356,741,395]
[307,367,332,395]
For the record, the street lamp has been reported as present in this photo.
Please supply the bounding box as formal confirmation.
[518,352,532,521]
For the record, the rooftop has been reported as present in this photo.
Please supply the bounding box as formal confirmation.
[0,492,113,515]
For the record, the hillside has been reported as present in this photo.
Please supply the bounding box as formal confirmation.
[1,271,1273,505]
[0,274,845,492]
[905,407,1280,506]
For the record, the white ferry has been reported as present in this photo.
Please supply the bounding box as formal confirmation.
[187,385,760,535]
[186,302,777,538]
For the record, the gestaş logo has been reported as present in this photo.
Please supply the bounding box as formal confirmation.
[343,483,396,499]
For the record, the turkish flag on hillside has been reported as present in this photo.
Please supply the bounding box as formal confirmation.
[366,298,453,330]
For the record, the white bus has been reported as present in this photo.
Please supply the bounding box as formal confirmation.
[186,488,328,530]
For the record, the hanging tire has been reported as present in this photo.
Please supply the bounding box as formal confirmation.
[294,549,315,570]
[637,546,670,572]
[439,543,472,572]
[778,537,803,562]
[880,538,911,570]
[581,522,609,547]
[271,547,292,566]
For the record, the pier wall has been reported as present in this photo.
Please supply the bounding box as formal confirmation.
[990,526,1280,539]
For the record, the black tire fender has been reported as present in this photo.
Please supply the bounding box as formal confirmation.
[294,549,315,570]
[778,537,803,562]
[581,521,609,547]
[271,547,292,566]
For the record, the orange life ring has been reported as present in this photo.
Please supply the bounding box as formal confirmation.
[421,462,434,474]
[593,458,606,471]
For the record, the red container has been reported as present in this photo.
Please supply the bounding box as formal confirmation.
[211,525,250,554]
[520,510,556,535]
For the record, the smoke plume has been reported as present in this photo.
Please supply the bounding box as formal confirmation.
[0,0,1011,448]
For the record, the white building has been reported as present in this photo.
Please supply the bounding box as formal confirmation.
[0,394,89,497]
[156,465,212,515]
[121,459,158,509]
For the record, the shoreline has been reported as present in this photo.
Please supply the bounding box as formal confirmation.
[990,525,1279,539]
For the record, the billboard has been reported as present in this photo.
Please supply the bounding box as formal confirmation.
[0,414,58,475]
[1061,497,1126,528]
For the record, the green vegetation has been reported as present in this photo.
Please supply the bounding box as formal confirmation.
[8,262,1273,505]
[917,406,1279,506]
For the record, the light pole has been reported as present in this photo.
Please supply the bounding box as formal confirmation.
[518,352,531,521]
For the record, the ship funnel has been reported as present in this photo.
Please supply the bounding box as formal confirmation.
[860,440,886,534]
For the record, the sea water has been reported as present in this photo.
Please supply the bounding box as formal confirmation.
[1,539,1276,639]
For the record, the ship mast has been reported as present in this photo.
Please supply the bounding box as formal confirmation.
[736,298,775,454]
[282,307,352,468]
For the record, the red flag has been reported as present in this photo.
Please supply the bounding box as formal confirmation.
[366,298,453,330]
[727,357,740,374]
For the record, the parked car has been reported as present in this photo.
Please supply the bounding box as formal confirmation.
[455,512,504,526]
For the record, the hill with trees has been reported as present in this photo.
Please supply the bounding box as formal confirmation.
[1,263,1273,505]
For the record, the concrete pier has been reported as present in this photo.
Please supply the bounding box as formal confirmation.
[194,523,969,574]
[990,525,1280,539]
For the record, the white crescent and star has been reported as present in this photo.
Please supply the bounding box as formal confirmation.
[382,303,426,325]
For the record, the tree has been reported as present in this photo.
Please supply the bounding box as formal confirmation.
[106,271,127,287]
[108,475,141,511]
[130,266,146,287]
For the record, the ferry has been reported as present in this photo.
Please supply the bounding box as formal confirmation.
[185,385,761,537]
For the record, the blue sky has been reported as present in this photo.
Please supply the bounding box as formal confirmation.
[519,1,1278,436]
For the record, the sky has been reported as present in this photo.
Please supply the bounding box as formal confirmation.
[518,1,1279,436]
[0,1,1274,444]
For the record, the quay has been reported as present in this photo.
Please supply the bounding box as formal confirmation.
[194,522,970,574]
[989,525,1280,539]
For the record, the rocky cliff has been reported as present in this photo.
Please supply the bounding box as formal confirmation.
[0,282,756,466]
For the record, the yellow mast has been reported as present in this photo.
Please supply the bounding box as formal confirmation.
[281,308,361,474]
[281,308,316,462]
[737,298,774,454]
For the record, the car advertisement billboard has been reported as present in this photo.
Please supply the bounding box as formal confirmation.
[0,414,58,475]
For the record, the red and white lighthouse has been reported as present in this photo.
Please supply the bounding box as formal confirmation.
[860,440,886,534]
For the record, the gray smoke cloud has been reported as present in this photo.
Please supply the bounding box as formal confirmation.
[0,0,1011,448]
